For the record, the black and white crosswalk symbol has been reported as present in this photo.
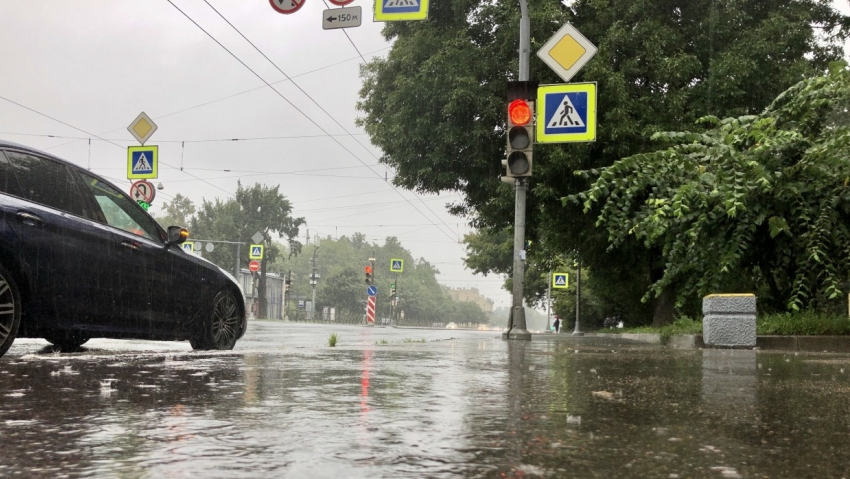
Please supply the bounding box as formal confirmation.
[252,247,261,256]
[385,0,418,7]
[547,95,585,128]
[133,152,153,173]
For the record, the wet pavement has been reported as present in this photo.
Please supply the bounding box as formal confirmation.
[2,321,850,478]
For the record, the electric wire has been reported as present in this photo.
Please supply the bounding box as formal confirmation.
[197,0,462,245]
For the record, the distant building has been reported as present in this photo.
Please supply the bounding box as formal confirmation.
[446,287,494,313]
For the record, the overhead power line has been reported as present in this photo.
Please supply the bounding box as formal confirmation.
[192,0,462,245]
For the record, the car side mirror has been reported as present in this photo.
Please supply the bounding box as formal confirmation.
[167,226,189,245]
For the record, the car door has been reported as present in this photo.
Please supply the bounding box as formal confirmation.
[0,150,117,332]
[75,171,207,336]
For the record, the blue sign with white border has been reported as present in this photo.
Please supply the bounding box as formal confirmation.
[536,83,597,143]
[367,285,378,296]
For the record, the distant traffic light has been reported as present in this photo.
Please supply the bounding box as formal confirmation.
[390,283,396,296]
[504,99,534,178]
[365,265,373,284]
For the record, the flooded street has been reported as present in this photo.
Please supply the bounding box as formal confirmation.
[1,322,850,478]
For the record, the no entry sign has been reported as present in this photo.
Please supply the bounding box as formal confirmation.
[248,260,260,272]
[269,0,305,14]
[328,0,354,5]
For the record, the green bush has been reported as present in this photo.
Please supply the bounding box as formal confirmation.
[757,312,850,336]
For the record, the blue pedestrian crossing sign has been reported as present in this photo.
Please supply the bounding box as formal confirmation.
[536,83,597,144]
[249,244,264,260]
[552,272,569,289]
[374,0,429,21]
[127,146,159,179]
[390,258,404,273]
[182,242,194,253]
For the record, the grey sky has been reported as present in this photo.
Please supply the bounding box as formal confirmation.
[1,1,848,313]
[0,1,509,307]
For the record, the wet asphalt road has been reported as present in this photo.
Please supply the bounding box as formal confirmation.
[2,321,850,478]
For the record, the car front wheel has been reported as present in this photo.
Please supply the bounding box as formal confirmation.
[43,331,89,351]
[0,265,21,358]
[190,290,241,351]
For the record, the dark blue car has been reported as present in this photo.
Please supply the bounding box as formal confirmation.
[0,140,246,357]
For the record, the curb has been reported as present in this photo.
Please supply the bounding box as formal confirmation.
[534,332,850,353]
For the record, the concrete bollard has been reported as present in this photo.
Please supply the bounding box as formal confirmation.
[702,294,756,348]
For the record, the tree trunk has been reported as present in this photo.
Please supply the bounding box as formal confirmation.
[652,286,675,327]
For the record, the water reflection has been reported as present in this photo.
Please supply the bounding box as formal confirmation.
[1,326,850,478]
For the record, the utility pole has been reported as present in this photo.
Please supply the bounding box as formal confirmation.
[546,270,552,332]
[309,243,320,320]
[504,0,532,341]
[573,256,583,336]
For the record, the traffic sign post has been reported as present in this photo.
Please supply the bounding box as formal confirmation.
[269,0,305,14]
[537,23,597,83]
[374,0,429,21]
[249,244,264,260]
[390,259,404,273]
[127,146,159,179]
[536,83,597,144]
[323,6,361,29]
[248,260,260,272]
[552,273,569,289]
[130,180,156,204]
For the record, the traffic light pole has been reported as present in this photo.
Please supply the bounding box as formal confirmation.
[504,0,532,341]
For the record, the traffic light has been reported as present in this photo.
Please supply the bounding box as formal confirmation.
[365,265,373,284]
[390,283,396,296]
[504,99,534,178]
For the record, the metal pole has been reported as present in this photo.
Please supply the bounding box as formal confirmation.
[234,243,241,280]
[573,257,583,336]
[310,248,319,319]
[504,0,532,341]
[546,270,552,332]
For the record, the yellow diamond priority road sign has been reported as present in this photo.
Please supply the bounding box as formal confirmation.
[127,111,158,145]
[537,23,597,83]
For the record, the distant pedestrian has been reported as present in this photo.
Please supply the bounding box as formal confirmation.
[553,316,560,333]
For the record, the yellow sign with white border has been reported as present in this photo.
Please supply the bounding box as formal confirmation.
[127,145,159,179]
[536,83,597,144]
[552,273,569,289]
[249,244,264,260]
[374,0,429,22]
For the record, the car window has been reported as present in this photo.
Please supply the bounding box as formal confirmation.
[4,151,88,217]
[76,171,162,241]
[0,151,24,197]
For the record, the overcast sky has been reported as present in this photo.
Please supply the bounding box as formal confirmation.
[1,1,848,312]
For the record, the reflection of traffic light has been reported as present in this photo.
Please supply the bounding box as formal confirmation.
[365,265,373,284]
[504,99,534,178]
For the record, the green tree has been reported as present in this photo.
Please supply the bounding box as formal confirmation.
[153,193,195,229]
[191,182,305,317]
[357,0,848,325]
[578,63,850,313]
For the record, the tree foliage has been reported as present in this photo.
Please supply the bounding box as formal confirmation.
[577,63,850,313]
[190,182,305,317]
[357,0,848,323]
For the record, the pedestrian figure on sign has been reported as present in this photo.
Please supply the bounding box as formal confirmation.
[553,316,561,333]
[559,101,575,126]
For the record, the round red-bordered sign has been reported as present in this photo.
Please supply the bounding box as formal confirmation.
[269,0,305,14]
[328,0,354,6]
[129,180,156,204]
[248,260,260,272]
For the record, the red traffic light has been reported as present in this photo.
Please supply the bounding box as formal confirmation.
[508,99,532,126]
[365,265,373,274]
